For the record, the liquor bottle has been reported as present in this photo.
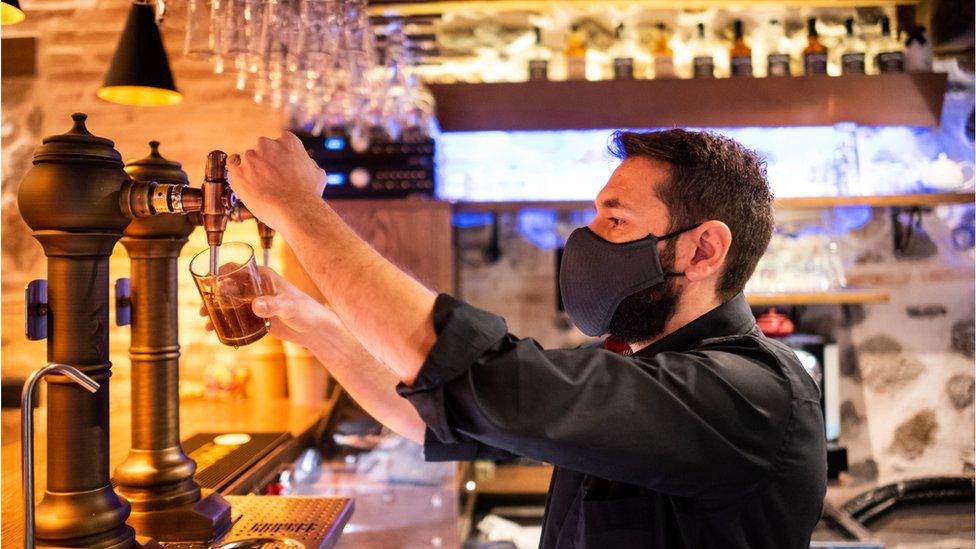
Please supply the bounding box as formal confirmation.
[904,25,932,72]
[765,19,791,77]
[528,26,550,81]
[729,20,752,77]
[875,16,906,73]
[803,17,828,75]
[565,24,587,80]
[608,23,635,80]
[651,22,675,78]
[690,23,714,78]
[838,18,866,74]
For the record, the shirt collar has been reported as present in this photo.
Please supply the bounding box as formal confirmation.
[632,293,756,357]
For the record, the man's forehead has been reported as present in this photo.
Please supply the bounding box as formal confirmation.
[598,157,669,210]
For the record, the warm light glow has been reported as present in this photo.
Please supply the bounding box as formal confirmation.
[1,2,25,25]
[213,433,251,446]
[97,85,183,106]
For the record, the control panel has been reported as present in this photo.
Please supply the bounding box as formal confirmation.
[294,130,435,199]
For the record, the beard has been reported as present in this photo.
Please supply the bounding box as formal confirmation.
[607,240,682,344]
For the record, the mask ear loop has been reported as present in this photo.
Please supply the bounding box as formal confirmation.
[657,222,704,241]
[658,222,704,277]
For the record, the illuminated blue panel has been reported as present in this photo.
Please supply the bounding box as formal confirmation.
[326,173,346,186]
[325,137,346,151]
[435,125,969,203]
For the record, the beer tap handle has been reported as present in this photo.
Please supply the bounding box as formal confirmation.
[24,280,48,341]
[22,363,99,549]
[229,203,275,266]
[258,222,275,267]
[114,278,132,327]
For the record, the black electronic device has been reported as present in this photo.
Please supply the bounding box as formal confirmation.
[782,334,848,479]
[294,129,435,199]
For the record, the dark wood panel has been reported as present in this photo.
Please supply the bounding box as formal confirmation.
[1,36,37,78]
[332,199,455,294]
[281,199,455,297]
[429,73,948,131]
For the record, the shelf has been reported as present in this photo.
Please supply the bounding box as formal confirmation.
[774,192,974,209]
[369,0,919,17]
[428,73,948,131]
[451,192,975,213]
[746,288,890,306]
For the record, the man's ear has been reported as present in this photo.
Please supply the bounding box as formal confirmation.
[684,220,732,282]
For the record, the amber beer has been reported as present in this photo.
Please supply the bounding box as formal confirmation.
[201,291,267,346]
[191,242,270,347]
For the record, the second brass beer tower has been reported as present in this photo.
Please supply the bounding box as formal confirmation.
[113,142,232,540]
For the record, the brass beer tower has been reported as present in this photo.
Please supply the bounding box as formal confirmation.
[18,114,139,547]
[112,142,232,541]
[19,113,353,547]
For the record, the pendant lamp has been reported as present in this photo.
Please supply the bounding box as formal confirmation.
[1,0,26,25]
[98,1,182,106]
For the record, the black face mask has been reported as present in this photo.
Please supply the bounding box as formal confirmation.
[558,223,701,337]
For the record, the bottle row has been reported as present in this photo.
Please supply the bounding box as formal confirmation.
[517,16,931,82]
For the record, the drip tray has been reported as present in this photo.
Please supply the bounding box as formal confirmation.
[160,495,354,549]
[182,432,291,492]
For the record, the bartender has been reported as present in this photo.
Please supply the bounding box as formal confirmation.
[213,129,827,548]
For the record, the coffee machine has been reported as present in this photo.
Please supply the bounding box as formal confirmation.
[18,114,352,547]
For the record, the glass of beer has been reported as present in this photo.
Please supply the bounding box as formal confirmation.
[190,242,271,347]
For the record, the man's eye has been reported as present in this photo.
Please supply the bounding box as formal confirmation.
[609,217,622,227]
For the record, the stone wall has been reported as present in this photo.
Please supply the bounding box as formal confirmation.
[455,207,976,485]
[1,0,286,388]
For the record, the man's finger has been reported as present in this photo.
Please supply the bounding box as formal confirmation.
[227,153,242,167]
[281,131,304,151]
[256,136,280,153]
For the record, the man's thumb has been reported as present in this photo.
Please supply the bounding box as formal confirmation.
[252,296,279,318]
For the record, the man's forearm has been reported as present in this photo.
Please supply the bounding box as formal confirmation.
[305,326,426,444]
[279,199,436,385]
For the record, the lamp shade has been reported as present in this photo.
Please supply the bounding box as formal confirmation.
[1,0,26,25]
[98,2,182,106]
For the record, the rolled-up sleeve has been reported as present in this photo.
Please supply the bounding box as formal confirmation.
[398,294,793,496]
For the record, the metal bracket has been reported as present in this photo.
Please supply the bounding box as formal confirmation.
[24,280,47,341]
[115,278,132,327]
[891,206,929,254]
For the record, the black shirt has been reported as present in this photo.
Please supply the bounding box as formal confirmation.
[398,293,827,548]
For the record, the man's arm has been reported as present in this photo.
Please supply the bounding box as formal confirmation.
[302,319,426,444]
[279,199,437,385]
[209,268,427,443]
[227,135,437,385]
[401,295,800,497]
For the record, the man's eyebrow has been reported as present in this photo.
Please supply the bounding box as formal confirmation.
[599,197,627,209]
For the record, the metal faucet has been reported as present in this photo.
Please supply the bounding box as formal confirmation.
[21,364,99,549]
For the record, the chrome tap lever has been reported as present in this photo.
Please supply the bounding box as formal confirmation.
[21,364,100,549]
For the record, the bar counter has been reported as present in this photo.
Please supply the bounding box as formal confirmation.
[1,381,333,544]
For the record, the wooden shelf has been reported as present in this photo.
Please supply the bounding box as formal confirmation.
[428,74,948,131]
[775,192,974,209]
[746,288,890,306]
[467,463,554,496]
[370,0,919,17]
[451,192,974,213]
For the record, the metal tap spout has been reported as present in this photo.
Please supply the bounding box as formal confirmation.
[22,364,99,549]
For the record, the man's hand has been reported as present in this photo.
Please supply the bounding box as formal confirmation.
[227,132,326,231]
[200,267,336,349]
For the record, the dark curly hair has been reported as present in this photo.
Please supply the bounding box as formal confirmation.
[609,129,774,300]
